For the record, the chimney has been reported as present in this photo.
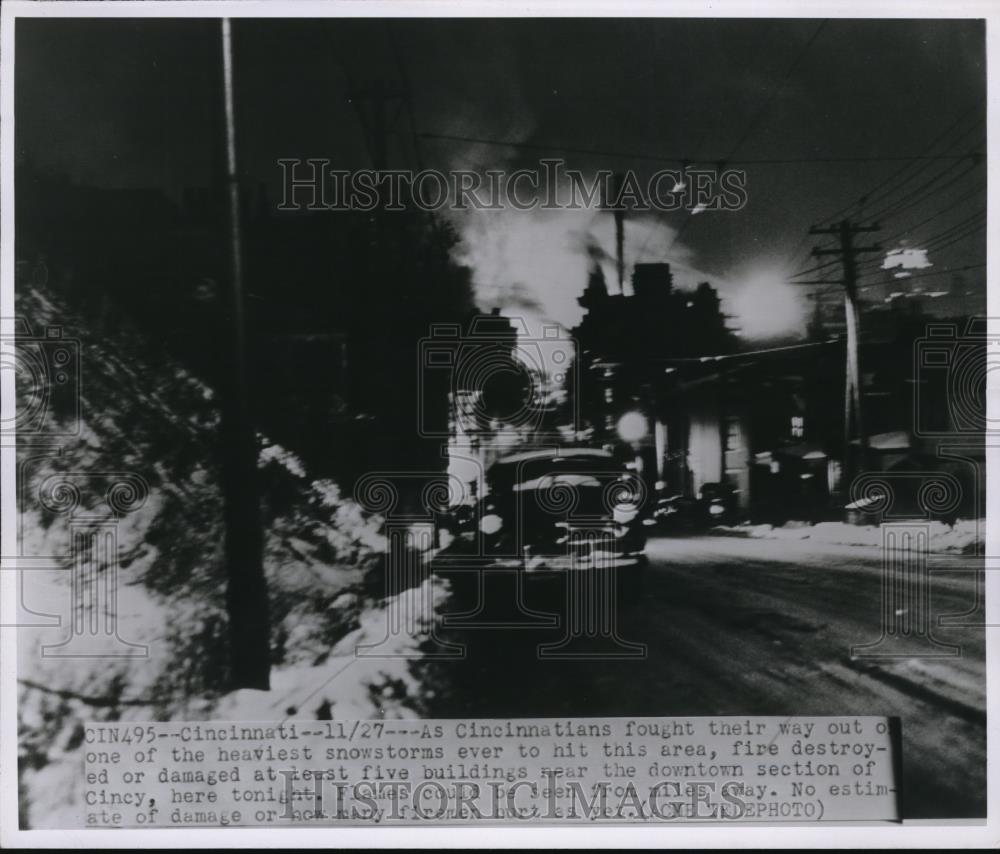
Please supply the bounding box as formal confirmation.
[613,173,625,293]
[602,174,626,294]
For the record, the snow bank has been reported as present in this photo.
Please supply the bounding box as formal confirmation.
[714,518,984,552]
[214,577,448,722]
[16,285,427,829]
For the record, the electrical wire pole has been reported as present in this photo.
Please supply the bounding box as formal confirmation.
[347,78,409,256]
[809,220,881,493]
[220,18,270,690]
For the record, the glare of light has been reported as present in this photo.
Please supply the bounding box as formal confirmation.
[883,247,931,271]
[479,514,503,535]
[731,271,804,339]
[616,410,648,443]
[673,162,690,193]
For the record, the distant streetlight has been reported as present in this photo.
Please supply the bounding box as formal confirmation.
[616,410,648,443]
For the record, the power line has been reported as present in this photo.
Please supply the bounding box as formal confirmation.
[857,262,985,289]
[627,21,794,270]
[851,209,985,278]
[645,338,837,363]
[862,151,982,225]
[854,206,984,263]
[419,130,979,168]
[726,20,830,159]
[906,219,985,256]
[812,104,982,227]
[792,208,984,284]
[788,183,984,282]
[789,253,852,281]
[868,175,985,248]
[386,22,426,172]
[659,19,831,258]
[783,105,983,271]
[887,207,984,251]
[794,262,985,287]
[839,114,983,221]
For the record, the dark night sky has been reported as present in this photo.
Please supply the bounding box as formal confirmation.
[15,16,986,335]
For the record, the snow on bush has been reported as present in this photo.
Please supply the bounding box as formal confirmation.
[15,285,432,829]
[214,577,448,722]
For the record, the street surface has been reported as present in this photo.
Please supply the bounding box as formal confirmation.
[422,535,985,819]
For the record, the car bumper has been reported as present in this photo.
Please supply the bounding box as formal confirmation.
[488,551,644,575]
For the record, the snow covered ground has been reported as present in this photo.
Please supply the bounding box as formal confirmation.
[15,285,443,828]
[712,518,984,553]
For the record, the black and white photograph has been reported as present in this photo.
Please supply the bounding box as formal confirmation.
[1,0,995,846]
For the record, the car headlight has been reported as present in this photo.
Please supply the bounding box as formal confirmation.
[479,513,503,535]
[708,503,725,516]
[613,506,638,524]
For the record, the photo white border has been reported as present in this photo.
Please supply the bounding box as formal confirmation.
[0,0,995,847]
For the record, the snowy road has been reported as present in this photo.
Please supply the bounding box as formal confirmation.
[423,534,986,819]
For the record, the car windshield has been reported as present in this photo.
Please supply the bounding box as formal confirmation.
[512,473,603,491]
[487,453,625,494]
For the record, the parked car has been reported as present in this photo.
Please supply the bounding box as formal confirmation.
[471,448,648,578]
[653,480,739,530]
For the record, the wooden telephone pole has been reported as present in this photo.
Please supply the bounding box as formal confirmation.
[809,219,880,492]
[220,18,270,690]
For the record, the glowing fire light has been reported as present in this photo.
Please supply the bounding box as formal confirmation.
[730,271,804,339]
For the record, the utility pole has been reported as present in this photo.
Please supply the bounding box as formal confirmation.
[809,219,880,493]
[220,18,270,690]
[350,78,398,172]
[347,78,409,249]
